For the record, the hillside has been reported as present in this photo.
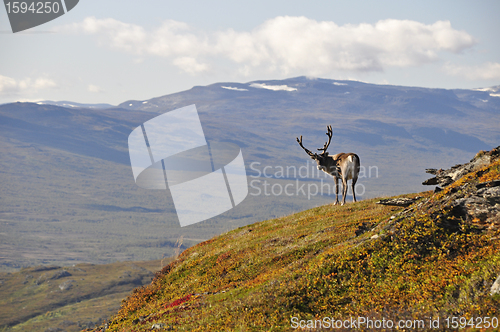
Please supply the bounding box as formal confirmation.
[0,259,174,332]
[88,147,500,331]
[1,77,500,272]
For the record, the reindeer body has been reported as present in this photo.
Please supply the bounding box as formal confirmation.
[297,126,360,205]
[326,153,360,205]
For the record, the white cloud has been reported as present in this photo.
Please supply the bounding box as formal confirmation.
[30,78,57,89]
[61,17,148,54]
[58,16,477,76]
[0,75,18,93]
[88,84,103,93]
[444,62,500,80]
[172,57,209,74]
[60,17,204,57]
[0,75,57,94]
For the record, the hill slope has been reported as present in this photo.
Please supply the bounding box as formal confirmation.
[0,259,176,332]
[89,147,500,331]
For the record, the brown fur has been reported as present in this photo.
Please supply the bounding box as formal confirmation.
[297,126,361,205]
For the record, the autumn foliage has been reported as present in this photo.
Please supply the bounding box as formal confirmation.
[90,154,500,331]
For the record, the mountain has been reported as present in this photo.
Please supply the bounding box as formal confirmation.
[120,77,499,153]
[0,77,499,273]
[88,147,500,331]
[35,100,116,109]
[0,102,135,164]
[118,76,499,195]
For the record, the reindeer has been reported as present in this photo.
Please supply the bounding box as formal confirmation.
[296,125,360,205]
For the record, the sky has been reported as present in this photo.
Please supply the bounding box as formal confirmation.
[0,0,499,105]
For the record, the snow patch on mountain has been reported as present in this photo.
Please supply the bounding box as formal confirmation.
[221,86,248,91]
[249,83,297,91]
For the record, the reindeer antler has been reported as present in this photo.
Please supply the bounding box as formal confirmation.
[296,136,315,157]
[317,125,333,154]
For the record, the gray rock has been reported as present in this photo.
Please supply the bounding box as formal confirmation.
[434,186,443,193]
[476,179,500,189]
[51,270,72,279]
[31,266,61,272]
[376,197,420,207]
[151,323,166,329]
[423,148,499,188]
[491,274,500,295]
[452,189,500,229]
[478,186,500,204]
[23,274,33,284]
[355,222,373,236]
[35,274,47,285]
[58,279,74,291]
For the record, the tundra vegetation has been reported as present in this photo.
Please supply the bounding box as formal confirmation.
[86,148,500,331]
[0,260,171,332]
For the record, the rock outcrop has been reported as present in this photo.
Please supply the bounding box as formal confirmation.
[379,146,500,231]
[491,274,500,295]
[424,146,500,230]
[450,181,500,230]
[423,147,500,188]
[376,197,422,207]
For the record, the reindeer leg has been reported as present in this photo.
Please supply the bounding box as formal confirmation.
[341,178,348,206]
[352,177,357,203]
[333,176,339,205]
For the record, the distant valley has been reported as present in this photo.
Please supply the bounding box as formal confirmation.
[0,259,169,331]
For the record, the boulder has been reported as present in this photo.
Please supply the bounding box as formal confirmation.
[59,279,74,291]
[51,270,72,279]
[376,197,420,207]
[491,274,500,295]
[449,180,500,229]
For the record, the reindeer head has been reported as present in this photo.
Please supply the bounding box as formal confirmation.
[296,125,338,175]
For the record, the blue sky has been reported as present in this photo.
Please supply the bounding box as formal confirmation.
[0,0,499,105]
